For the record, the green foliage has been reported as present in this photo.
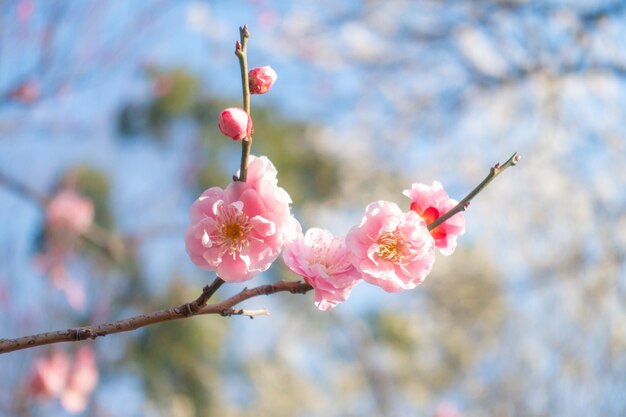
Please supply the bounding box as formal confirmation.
[149,68,199,121]
[128,278,228,416]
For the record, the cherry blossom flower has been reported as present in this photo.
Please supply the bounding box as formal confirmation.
[28,347,98,414]
[9,80,39,103]
[434,402,463,417]
[346,201,435,292]
[185,156,293,282]
[283,227,362,311]
[248,66,277,94]
[36,249,86,311]
[218,107,253,140]
[403,181,465,256]
[46,190,94,234]
[60,347,99,414]
[29,349,70,398]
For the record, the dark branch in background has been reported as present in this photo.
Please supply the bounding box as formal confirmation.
[0,2,173,107]
[0,170,48,206]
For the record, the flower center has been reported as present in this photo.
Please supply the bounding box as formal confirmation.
[410,204,447,240]
[215,203,252,255]
[377,230,409,263]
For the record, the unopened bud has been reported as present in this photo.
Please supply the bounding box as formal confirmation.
[218,108,253,141]
[248,66,277,95]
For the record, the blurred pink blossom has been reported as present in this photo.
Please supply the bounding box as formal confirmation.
[152,74,174,97]
[434,402,463,417]
[346,201,435,292]
[29,349,70,398]
[248,66,277,94]
[403,181,465,255]
[0,281,9,308]
[185,156,293,282]
[9,80,39,103]
[16,0,34,22]
[28,347,98,414]
[60,347,99,413]
[35,247,86,311]
[218,107,253,140]
[283,228,362,311]
[46,190,94,234]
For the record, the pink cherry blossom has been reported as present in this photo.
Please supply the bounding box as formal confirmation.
[46,190,94,234]
[61,347,99,414]
[346,201,435,292]
[283,228,362,311]
[434,402,463,417]
[185,156,293,282]
[403,181,465,256]
[241,155,292,221]
[17,0,35,22]
[248,66,278,94]
[9,80,39,103]
[28,349,70,398]
[218,107,253,140]
[28,347,98,414]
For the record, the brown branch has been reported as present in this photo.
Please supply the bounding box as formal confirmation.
[180,277,225,315]
[235,24,252,182]
[428,152,521,231]
[221,308,270,318]
[0,280,312,354]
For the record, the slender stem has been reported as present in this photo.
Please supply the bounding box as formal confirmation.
[235,24,252,182]
[185,277,225,312]
[428,152,521,231]
[0,280,312,354]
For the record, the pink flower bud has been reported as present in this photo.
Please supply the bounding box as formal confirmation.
[248,66,277,94]
[47,190,94,234]
[218,107,253,141]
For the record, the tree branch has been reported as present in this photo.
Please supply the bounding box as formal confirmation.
[235,24,252,182]
[0,280,312,354]
[428,152,521,231]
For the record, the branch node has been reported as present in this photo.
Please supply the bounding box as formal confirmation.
[183,303,194,317]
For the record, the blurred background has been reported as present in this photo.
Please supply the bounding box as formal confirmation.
[1,1,625,416]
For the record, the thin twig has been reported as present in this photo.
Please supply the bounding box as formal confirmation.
[0,280,312,354]
[235,24,252,182]
[180,276,225,316]
[428,152,521,231]
[0,170,48,206]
